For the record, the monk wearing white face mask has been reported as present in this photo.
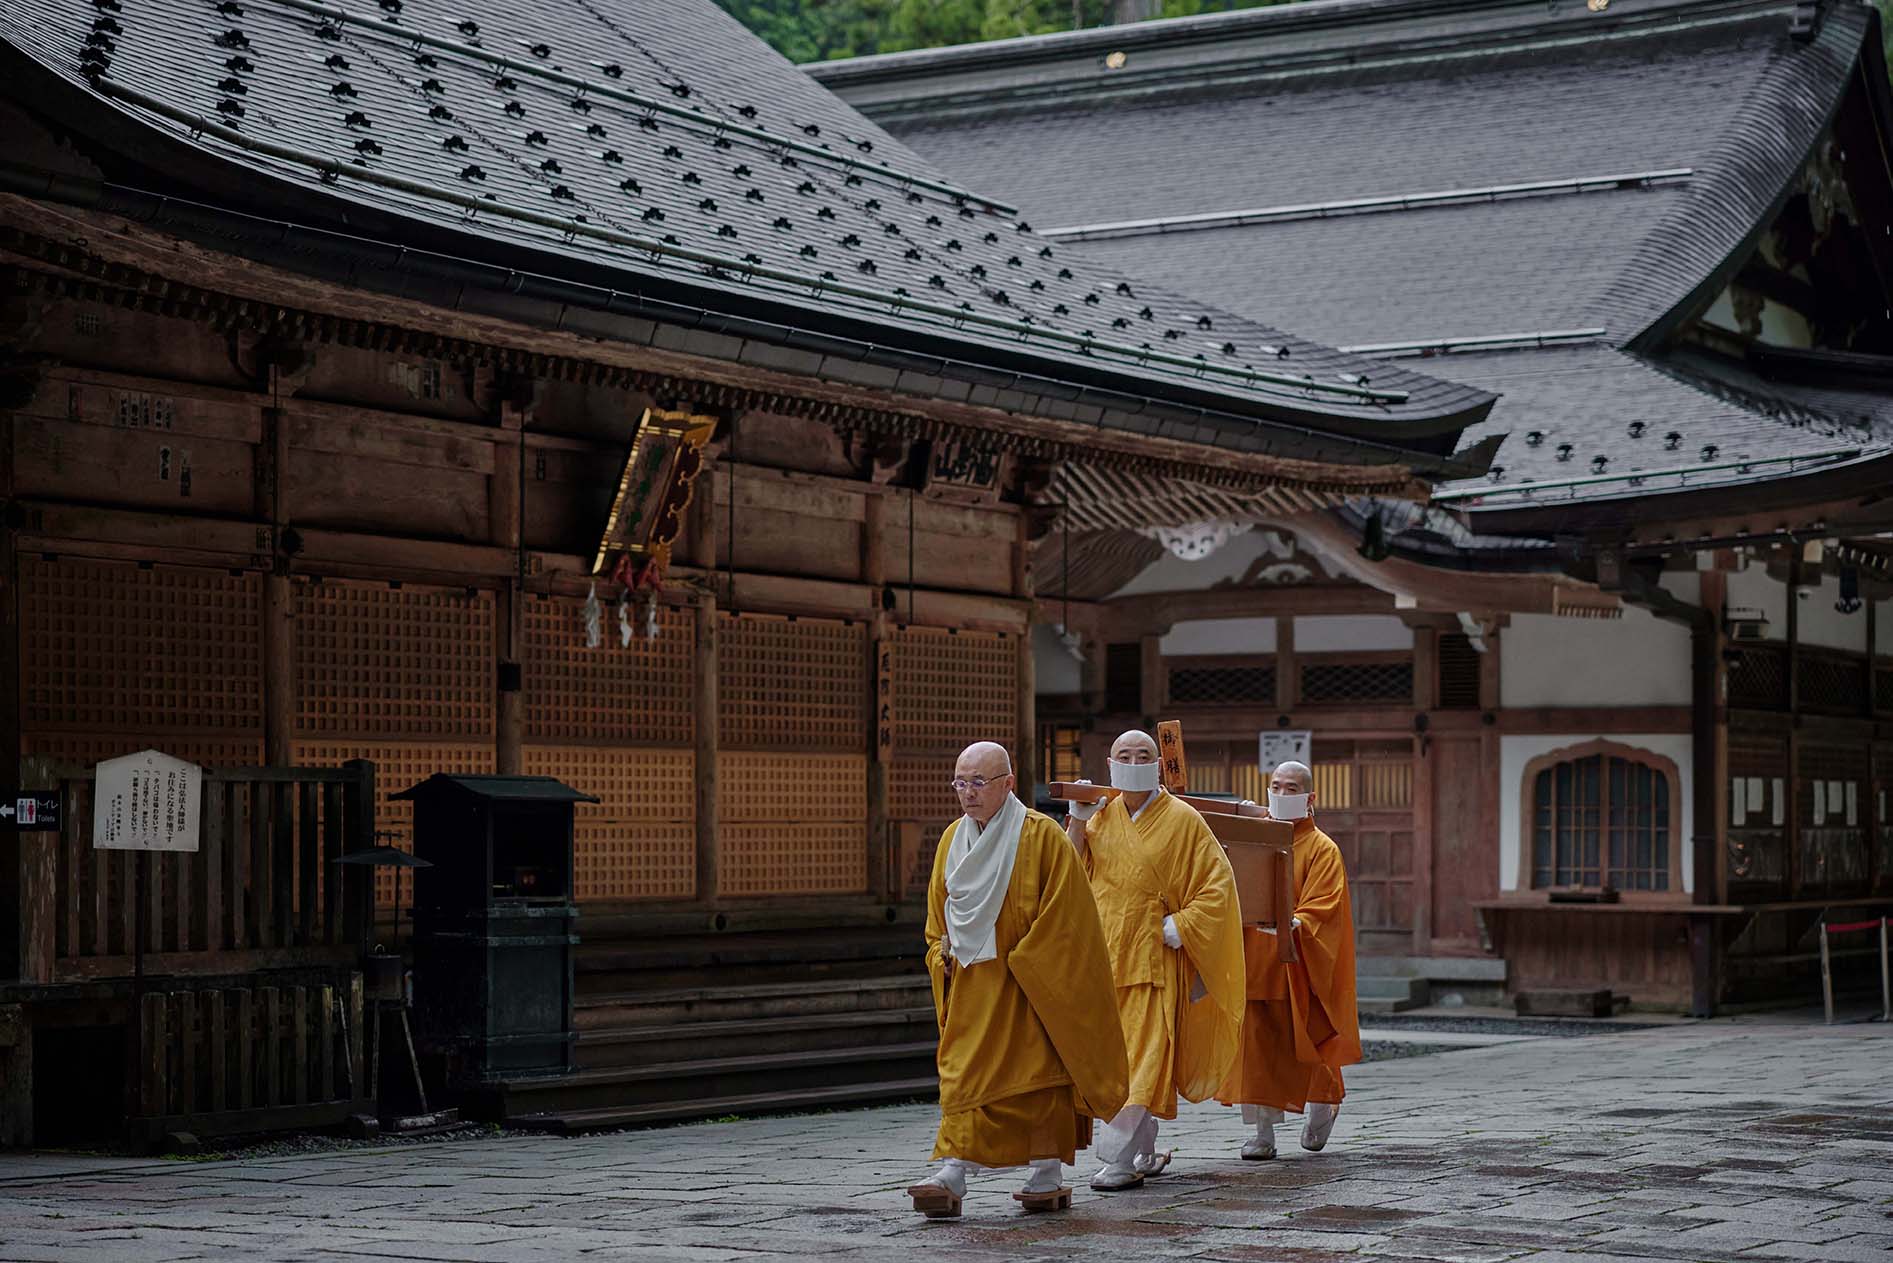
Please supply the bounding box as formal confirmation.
[1216,759,1361,1159]
[1063,729,1244,1192]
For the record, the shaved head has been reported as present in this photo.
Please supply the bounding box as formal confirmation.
[1270,761,1313,793]
[953,741,1015,827]
[1110,729,1158,763]
[955,741,1012,779]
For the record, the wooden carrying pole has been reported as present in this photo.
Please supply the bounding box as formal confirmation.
[1048,720,1297,963]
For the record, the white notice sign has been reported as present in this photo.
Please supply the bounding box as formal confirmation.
[93,750,203,853]
[1258,730,1313,776]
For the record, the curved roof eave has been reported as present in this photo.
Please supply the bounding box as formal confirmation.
[0,0,1498,462]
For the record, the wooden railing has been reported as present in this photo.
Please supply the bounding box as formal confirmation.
[21,761,377,985]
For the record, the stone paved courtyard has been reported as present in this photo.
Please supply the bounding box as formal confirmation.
[1,1019,1887,1262]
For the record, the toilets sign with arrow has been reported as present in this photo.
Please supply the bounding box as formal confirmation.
[1,791,61,831]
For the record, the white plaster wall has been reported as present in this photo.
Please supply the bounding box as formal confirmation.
[1160,617,1277,656]
[1498,733,1694,893]
[1032,623,1082,695]
[1879,599,1893,655]
[1658,571,1701,605]
[1111,528,1326,596]
[1725,565,1788,639]
[1500,609,1692,708]
[1795,574,1869,653]
[1294,615,1413,652]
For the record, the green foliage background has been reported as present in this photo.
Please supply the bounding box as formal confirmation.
[714,0,1285,63]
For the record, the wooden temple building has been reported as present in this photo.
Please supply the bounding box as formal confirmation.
[0,0,1501,1141]
[814,0,1893,1016]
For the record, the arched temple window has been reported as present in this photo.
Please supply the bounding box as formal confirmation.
[1524,741,1681,893]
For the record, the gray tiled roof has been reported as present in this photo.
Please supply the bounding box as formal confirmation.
[819,0,1893,511]
[1431,345,1889,507]
[0,0,1496,445]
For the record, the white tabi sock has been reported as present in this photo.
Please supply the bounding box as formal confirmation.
[1020,1159,1063,1194]
[919,1158,972,1197]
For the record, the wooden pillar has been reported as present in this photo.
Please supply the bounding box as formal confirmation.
[259,407,295,766]
[1787,560,1802,898]
[1139,632,1164,722]
[1690,570,1728,1017]
[493,403,526,776]
[692,470,720,905]
[1411,622,1438,955]
[1,407,23,983]
[1080,636,1106,716]
[863,491,892,900]
[1478,621,1502,906]
[1700,571,1730,906]
[1013,512,1037,796]
[1276,617,1299,713]
[1412,624,1438,713]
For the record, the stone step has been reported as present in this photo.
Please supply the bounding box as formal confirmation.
[574,927,926,993]
[508,1077,942,1135]
[495,1043,940,1119]
[1356,975,1428,1014]
[576,974,935,1029]
[1355,955,1508,983]
[577,1007,938,1068]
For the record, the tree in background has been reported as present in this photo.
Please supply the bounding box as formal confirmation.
[715,0,1284,62]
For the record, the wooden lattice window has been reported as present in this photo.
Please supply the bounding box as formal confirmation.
[1300,658,1413,705]
[1436,633,1480,709]
[1166,659,1275,706]
[1039,723,1082,785]
[1796,651,1870,717]
[295,580,493,740]
[1524,741,1679,893]
[718,613,864,752]
[1727,645,1789,710]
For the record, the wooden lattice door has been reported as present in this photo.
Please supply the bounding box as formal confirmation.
[523,594,698,902]
[717,612,868,897]
[890,626,1019,897]
[1311,739,1415,948]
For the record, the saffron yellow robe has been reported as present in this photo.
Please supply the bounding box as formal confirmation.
[1084,790,1246,1116]
[924,809,1129,1167]
[1218,818,1362,1111]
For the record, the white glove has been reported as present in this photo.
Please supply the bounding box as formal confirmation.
[1162,915,1182,950]
[1067,780,1103,821]
[1291,916,1303,933]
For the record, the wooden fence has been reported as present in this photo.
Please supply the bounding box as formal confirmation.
[14,761,377,1137]
[134,974,367,1140]
[21,762,376,984]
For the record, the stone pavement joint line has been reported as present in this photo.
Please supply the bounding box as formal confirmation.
[0,1022,1888,1261]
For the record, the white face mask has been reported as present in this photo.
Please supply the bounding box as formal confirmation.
[1109,758,1161,792]
[1268,791,1311,821]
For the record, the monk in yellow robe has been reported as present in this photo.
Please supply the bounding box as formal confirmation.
[908,741,1129,1219]
[1064,729,1245,1191]
[1217,759,1361,1157]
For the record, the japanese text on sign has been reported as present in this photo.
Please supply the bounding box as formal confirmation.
[93,750,203,853]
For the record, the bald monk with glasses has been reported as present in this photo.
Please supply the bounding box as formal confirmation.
[906,741,1128,1219]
